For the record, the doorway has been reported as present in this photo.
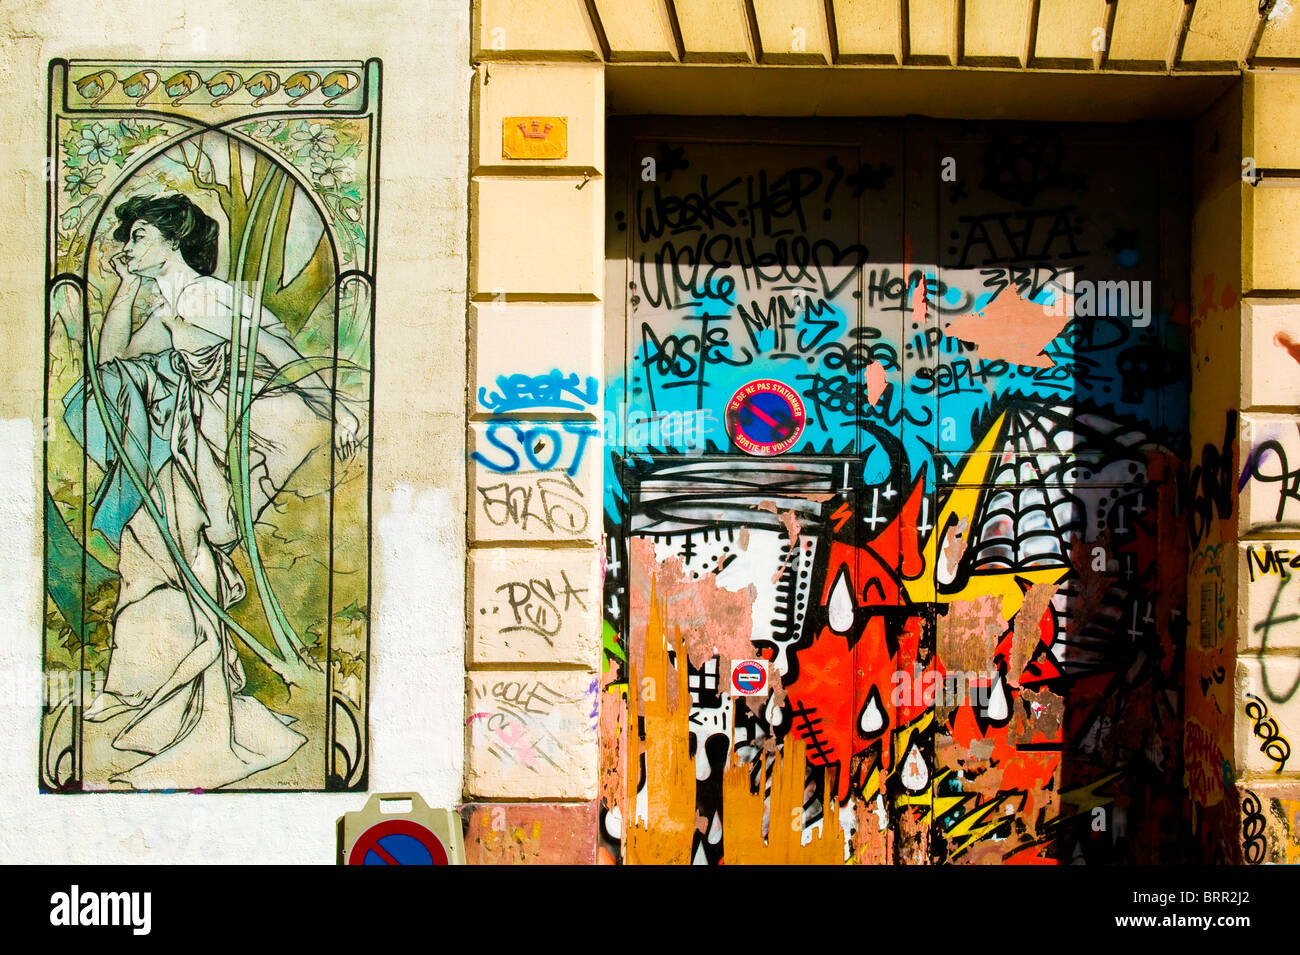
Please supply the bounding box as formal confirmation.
[600,117,1191,864]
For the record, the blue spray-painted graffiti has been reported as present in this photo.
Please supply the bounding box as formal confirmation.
[479,370,599,415]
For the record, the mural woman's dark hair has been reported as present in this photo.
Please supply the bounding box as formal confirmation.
[112,193,219,276]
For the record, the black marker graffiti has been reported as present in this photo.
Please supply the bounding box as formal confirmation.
[1243,692,1292,772]
[1242,789,1267,864]
[495,569,590,643]
[1183,410,1236,547]
[637,233,868,309]
[1250,579,1300,703]
[1241,426,1300,525]
[951,207,1088,268]
[1198,666,1226,696]
[478,472,589,536]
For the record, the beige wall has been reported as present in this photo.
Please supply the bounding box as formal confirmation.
[0,0,470,862]
[464,60,605,808]
[1234,69,1300,862]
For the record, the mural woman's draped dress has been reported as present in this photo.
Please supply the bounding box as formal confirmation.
[63,194,336,789]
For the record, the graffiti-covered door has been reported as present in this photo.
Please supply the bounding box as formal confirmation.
[601,118,1190,864]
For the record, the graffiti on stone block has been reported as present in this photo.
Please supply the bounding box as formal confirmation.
[1242,786,1300,865]
[468,672,599,790]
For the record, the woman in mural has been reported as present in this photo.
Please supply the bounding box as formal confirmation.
[66,191,359,789]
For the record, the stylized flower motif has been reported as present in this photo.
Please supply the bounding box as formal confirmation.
[59,205,84,231]
[63,166,103,197]
[338,197,362,222]
[292,122,336,158]
[257,119,286,138]
[310,157,353,190]
[77,123,118,165]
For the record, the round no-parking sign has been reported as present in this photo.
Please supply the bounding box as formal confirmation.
[725,379,806,456]
[347,819,450,865]
[338,791,464,865]
[731,659,770,696]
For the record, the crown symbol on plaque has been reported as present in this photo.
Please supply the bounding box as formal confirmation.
[518,120,554,140]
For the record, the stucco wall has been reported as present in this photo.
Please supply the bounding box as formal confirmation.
[0,0,470,862]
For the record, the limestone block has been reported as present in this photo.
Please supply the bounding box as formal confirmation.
[1247,185,1300,292]
[1239,413,1300,534]
[1246,72,1300,169]
[1256,5,1300,61]
[472,176,604,296]
[475,63,603,171]
[1032,0,1107,66]
[1235,656,1300,777]
[470,546,602,665]
[466,669,600,798]
[462,800,600,863]
[752,0,832,64]
[1243,300,1300,408]
[1180,0,1259,66]
[1236,781,1300,864]
[591,0,677,61]
[908,0,957,64]
[1106,0,1183,69]
[963,0,1032,65]
[469,418,602,543]
[1239,542,1300,653]
[475,0,602,58]
[471,303,602,417]
[833,0,902,63]
[673,0,754,62]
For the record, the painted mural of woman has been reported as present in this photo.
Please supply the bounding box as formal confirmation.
[64,192,359,789]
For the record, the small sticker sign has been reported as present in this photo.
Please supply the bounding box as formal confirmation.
[725,379,806,456]
[731,659,770,697]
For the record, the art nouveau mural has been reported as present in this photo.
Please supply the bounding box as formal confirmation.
[42,59,379,791]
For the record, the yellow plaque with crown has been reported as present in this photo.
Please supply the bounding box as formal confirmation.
[503,116,568,160]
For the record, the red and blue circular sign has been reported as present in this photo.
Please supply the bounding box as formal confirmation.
[726,379,806,456]
[731,660,769,696]
[347,819,450,865]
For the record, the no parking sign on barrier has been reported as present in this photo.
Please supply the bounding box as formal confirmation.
[338,792,465,865]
